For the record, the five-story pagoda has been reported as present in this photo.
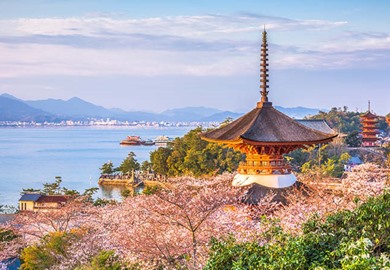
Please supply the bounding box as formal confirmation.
[361,101,379,147]
[201,30,337,189]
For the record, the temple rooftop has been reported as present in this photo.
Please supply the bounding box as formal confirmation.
[202,106,337,145]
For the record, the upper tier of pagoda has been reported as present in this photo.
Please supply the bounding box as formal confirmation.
[201,30,337,150]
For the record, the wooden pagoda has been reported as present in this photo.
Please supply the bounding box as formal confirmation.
[201,30,337,188]
[361,101,379,147]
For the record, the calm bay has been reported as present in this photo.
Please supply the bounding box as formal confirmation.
[0,126,191,207]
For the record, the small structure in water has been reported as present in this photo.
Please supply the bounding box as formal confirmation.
[154,135,173,147]
[98,170,142,186]
[120,136,155,146]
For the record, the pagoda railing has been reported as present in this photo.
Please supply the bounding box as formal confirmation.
[238,161,292,175]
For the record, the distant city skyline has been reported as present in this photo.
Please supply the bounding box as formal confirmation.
[0,0,389,115]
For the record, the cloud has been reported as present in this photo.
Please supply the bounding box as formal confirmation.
[0,13,388,78]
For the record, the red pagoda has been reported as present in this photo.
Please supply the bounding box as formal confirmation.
[361,101,379,147]
[201,30,337,189]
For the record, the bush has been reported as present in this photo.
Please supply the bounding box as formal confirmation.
[76,250,141,270]
[206,192,390,269]
[20,231,79,270]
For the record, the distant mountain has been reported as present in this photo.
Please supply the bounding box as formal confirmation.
[160,107,223,122]
[200,111,243,122]
[0,93,323,122]
[25,97,113,119]
[0,95,57,122]
[0,93,21,101]
[275,106,321,119]
[113,111,165,122]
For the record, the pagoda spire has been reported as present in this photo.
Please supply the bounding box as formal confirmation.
[258,27,272,107]
[368,100,371,112]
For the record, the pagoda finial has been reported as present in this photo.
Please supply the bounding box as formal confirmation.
[258,26,272,108]
[368,100,371,112]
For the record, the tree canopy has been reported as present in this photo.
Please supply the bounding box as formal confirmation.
[150,127,244,177]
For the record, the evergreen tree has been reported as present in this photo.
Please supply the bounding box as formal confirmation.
[117,152,140,174]
[99,161,115,175]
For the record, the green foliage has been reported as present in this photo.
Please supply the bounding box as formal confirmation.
[206,192,390,269]
[100,161,115,175]
[303,192,390,269]
[21,188,41,195]
[42,176,63,195]
[20,231,79,270]
[150,127,243,177]
[82,187,99,203]
[285,148,310,171]
[121,188,133,198]
[90,250,123,270]
[309,107,361,134]
[140,160,153,173]
[93,198,117,207]
[117,152,140,174]
[0,228,18,243]
[62,187,80,196]
[142,185,161,195]
[205,233,306,270]
[378,116,389,132]
[345,130,362,147]
[299,145,350,178]
[150,147,173,176]
[76,250,140,270]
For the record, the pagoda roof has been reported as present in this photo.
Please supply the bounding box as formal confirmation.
[201,104,337,145]
[361,111,377,118]
[201,30,337,146]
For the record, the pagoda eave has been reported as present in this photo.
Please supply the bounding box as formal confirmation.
[240,136,337,146]
[202,135,337,146]
[200,136,243,145]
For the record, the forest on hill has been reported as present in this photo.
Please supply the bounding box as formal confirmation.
[307,106,389,134]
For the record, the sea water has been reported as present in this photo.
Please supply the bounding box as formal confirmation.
[0,126,190,207]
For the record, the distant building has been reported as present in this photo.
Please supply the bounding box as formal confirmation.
[19,194,69,211]
[361,101,379,147]
[344,156,363,172]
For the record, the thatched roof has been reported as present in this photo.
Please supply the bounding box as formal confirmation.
[202,104,337,145]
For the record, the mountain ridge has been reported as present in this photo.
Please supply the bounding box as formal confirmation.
[0,93,322,122]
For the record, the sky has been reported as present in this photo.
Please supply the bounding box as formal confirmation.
[0,0,389,115]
